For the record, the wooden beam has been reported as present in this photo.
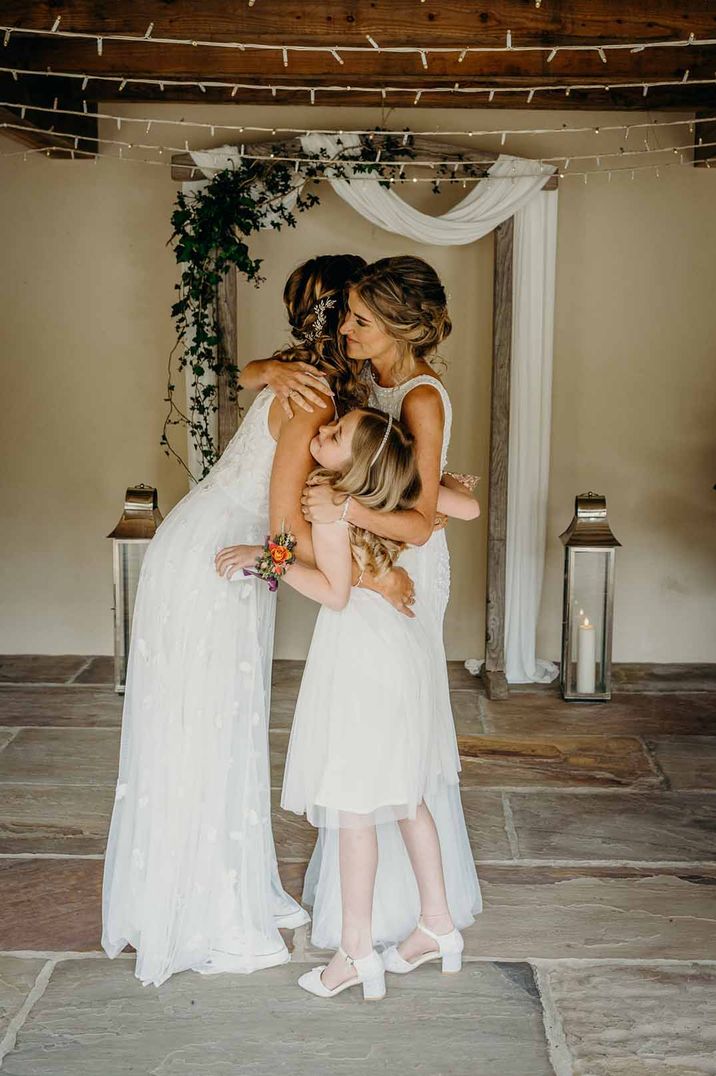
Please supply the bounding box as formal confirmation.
[3,35,713,83]
[4,1,716,48]
[482,217,514,701]
[3,2,716,110]
[170,134,498,181]
[0,100,97,156]
[215,266,239,455]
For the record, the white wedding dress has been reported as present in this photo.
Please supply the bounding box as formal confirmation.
[297,372,482,949]
[102,387,307,987]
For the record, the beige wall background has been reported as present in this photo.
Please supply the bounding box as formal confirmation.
[1,104,715,662]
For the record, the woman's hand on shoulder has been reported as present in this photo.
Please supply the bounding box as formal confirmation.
[264,360,334,418]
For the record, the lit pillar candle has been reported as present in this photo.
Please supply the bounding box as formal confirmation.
[577,617,596,694]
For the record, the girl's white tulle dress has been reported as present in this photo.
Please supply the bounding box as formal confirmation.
[282,373,482,950]
[101,388,308,987]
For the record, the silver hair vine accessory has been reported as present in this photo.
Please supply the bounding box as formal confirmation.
[369,414,394,467]
[304,296,336,343]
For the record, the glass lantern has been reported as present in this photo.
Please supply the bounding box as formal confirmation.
[107,484,163,693]
[559,492,620,701]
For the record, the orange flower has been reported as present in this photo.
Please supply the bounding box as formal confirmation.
[269,542,292,566]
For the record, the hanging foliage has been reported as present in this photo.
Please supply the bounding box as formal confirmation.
[165,134,484,478]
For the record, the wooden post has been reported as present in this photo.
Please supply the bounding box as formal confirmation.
[215,266,239,455]
[482,217,514,700]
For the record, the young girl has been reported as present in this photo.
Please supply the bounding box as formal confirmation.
[216,407,479,1000]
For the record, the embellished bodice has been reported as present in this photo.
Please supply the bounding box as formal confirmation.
[194,387,276,525]
[365,370,452,471]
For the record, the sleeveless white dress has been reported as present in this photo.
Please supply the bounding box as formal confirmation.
[101,387,307,987]
[290,372,482,950]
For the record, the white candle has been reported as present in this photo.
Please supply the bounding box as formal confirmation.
[577,617,596,694]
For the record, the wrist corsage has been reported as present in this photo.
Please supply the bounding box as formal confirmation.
[243,528,297,591]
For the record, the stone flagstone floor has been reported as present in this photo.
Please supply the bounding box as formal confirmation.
[0,655,715,1075]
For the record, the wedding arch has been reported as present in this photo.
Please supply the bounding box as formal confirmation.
[170,133,559,697]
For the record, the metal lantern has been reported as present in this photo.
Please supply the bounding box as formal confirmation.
[559,492,621,701]
[107,484,163,693]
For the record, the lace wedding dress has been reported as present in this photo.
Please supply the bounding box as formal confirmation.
[101,387,307,987]
[298,372,482,950]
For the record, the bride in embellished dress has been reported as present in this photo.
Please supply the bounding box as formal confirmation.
[101,254,413,987]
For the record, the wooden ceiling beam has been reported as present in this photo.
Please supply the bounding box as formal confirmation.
[0,76,97,154]
[2,1,716,48]
[1,37,713,82]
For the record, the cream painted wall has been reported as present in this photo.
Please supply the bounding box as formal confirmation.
[1,104,714,662]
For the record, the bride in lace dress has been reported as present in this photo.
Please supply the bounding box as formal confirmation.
[298,257,482,971]
[101,255,412,987]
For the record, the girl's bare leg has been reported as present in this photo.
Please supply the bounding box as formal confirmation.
[397,801,454,962]
[320,818,378,990]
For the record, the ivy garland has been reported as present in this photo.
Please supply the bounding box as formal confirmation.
[164,133,484,479]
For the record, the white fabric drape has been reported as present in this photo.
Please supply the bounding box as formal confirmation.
[187,139,559,682]
[505,194,559,682]
[300,133,554,246]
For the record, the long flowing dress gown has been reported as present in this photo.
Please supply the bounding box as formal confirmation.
[295,372,482,950]
[102,387,307,987]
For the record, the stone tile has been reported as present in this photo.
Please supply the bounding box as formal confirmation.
[543,963,716,1076]
[0,656,90,685]
[0,687,123,728]
[506,791,716,863]
[0,729,119,787]
[450,690,485,735]
[0,958,553,1076]
[483,691,716,737]
[272,793,317,862]
[647,736,716,791]
[0,852,298,957]
[613,662,716,693]
[0,784,114,854]
[270,660,304,691]
[72,656,114,685]
[457,734,660,790]
[459,790,513,860]
[276,860,308,905]
[447,660,484,691]
[0,729,16,752]
[0,858,104,951]
[270,730,289,787]
[462,866,716,960]
[0,956,48,1042]
[269,689,297,730]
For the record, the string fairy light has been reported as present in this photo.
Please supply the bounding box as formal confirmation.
[2,62,714,104]
[0,21,714,60]
[4,114,709,176]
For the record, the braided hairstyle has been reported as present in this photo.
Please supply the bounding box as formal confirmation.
[276,254,369,410]
[350,255,452,382]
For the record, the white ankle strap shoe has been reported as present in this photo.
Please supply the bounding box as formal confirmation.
[382,918,464,975]
[298,947,386,1000]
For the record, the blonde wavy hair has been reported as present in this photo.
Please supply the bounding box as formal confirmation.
[312,408,422,576]
[350,255,452,383]
[274,254,369,410]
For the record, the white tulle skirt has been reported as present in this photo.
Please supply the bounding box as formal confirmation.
[282,530,482,950]
[281,589,461,828]
[101,477,306,987]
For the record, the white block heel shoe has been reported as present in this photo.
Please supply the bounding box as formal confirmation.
[382,918,464,975]
[298,947,386,1000]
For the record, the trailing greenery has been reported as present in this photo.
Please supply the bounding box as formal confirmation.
[165,134,484,478]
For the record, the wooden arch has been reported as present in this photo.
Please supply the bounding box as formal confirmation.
[171,136,558,699]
